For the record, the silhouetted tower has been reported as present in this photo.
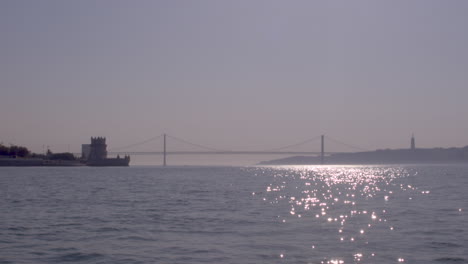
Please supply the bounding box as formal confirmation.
[411,134,415,150]
[89,137,107,160]
[163,133,167,166]
[321,135,325,164]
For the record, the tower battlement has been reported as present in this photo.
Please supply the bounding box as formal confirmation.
[88,137,107,160]
[84,136,129,166]
[91,137,106,145]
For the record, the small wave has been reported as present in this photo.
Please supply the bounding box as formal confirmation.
[49,223,82,227]
[30,251,47,256]
[53,252,104,262]
[94,227,127,232]
[429,241,462,248]
[435,257,466,262]
[50,247,78,252]
[7,226,28,231]
[186,189,209,194]
[117,235,155,242]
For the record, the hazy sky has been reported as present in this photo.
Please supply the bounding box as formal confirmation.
[2,0,468,153]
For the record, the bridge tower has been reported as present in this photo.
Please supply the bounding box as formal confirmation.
[163,133,167,166]
[321,135,325,164]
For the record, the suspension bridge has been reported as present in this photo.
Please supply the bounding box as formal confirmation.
[108,134,368,166]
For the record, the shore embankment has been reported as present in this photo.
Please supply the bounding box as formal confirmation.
[0,158,84,167]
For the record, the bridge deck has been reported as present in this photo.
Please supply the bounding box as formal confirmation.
[108,151,342,155]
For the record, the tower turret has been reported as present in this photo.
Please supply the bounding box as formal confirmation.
[88,137,107,160]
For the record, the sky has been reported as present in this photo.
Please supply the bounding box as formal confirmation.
[1,0,468,153]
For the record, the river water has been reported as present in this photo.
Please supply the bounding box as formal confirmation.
[1,165,467,263]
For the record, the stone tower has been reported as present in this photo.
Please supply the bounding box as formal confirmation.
[89,137,108,160]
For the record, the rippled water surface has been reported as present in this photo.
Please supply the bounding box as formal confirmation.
[1,165,467,263]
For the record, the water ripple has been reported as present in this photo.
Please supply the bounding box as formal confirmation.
[52,252,104,262]
[1,166,467,263]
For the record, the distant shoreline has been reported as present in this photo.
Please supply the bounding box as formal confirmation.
[259,147,468,165]
[0,157,85,167]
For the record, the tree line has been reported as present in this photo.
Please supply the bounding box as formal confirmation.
[0,144,30,157]
[0,144,76,160]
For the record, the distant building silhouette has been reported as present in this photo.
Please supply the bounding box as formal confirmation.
[89,137,108,160]
[411,134,416,150]
[82,137,129,166]
[82,137,107,160]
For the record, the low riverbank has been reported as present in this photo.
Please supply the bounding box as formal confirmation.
[0,158,84,167]
[260,147,468,165]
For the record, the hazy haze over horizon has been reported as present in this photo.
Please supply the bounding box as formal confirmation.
[2,0,468,153]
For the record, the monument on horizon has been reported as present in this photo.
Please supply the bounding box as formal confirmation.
[82,137,130,166]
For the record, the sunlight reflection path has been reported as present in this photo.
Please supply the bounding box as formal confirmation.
[251,165,428,263]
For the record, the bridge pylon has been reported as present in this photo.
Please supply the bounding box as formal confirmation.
[163,133,167,166]
[321,135,325,164]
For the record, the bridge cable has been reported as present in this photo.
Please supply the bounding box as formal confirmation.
[325,136,369,152]
[108,134,163,152]
[259,135,322,152]
[165,134,232,152]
